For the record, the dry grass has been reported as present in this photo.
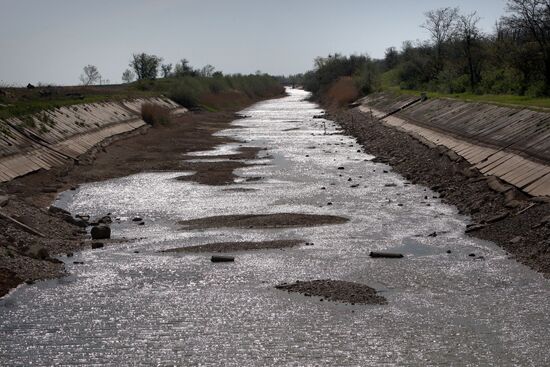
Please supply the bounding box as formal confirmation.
[324,77,359,107]
[141,103,172,125]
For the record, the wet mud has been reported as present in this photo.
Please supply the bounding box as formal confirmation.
[178,213,349,230]
[162,239,304,253]
[275,279,387,305]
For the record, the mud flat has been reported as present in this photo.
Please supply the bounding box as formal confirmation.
[162,239,304,253]
[329,107,550,276]
[178,213,349,230]
[275,279,387,305]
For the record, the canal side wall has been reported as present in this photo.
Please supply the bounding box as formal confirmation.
[358,93,550,197]
[0,97,186,182]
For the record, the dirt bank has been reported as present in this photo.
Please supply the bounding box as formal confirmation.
[0,92,285,297]
[328,107,550,277]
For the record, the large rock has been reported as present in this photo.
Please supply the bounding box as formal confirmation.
[25,244,50,260]
[91,225,111,240]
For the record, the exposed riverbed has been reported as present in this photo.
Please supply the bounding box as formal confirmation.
[1,89,549,366]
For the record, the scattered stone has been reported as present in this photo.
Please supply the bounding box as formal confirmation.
[350,184,359,188]
[321,187,326,190]
[73,261,84,265]
[509,236,523,244]
[428,232,437,237]
[446,250,452,254]
[91,224,111,240]
[384,183,397,187]
[327,202,333,206]
[383,170,388,173]
[465,224,486,233]
[66,252,74,257]
[369,251,404,259]
[0,195,10,207]
[132,217,143,222]
[138,221,145,226]
[211,255,235,263]
[91,242,104,249]
[337,167,345,170]
[133,250,140,253]
[468,253,476,257]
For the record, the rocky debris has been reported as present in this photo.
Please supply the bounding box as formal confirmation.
[369,251,404,259]
[384,183,397,187]
[0,195,10,207]
[163,240,303,253]
[0,268,23,298]
[211,255,234,263]
[428,232,437,237]
[91,225,110,240]
[337,166,345,170]
[91,242,104,249]
[275,279,387,305]
[465,224,487,233]
[132,217,142,222]
[24,244,50,260]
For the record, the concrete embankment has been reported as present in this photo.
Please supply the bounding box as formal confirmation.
[0,97,186,182]
[357,93,550,198]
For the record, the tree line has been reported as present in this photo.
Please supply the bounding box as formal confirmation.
[79,53,223,85]
[299,0,550,99]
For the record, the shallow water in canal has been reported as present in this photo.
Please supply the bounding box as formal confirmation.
[1,89,549,366]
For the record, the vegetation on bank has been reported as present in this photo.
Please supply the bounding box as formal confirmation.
[296,0,550,109]
[0,56,283,120]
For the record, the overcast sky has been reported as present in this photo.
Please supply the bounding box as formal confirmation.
[0,0,507,86]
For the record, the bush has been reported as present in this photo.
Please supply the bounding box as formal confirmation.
[141,103,171,125]
[325,77,359,107]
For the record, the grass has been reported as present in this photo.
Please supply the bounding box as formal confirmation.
[379,69,550,110]
[384,86,550,110]
[0,74,283,120]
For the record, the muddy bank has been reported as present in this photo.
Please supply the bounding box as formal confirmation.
[178,213,349,230]
[162,239,304,253]
[329,107,550,277]
[0,93,285,297]
[275,279,387,305]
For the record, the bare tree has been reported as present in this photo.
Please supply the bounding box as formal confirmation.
[421,7,460,73]
[122,69,135,83]
[505,0,550,92]
[173,59,194,77]
[161,63,173,78]
[79,65,101,85]
[130,53,162,80]
[200,64,215,77]
[458,12,482,90]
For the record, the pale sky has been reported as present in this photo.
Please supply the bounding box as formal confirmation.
[0,0,507,86]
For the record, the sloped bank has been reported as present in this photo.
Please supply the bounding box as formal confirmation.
[327,96,550,277]
[0,97,186,182]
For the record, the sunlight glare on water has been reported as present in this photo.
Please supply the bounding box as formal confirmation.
[1,89,549,366]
